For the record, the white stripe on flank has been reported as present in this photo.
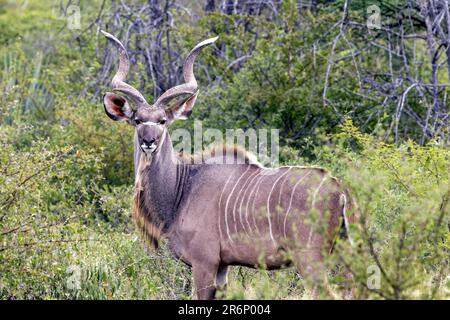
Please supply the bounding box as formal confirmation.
[224,167,251,239]
[242,169,263,235]
[277,168,295,231]
[311,175,328,207]
[282,170,313,239]
[248,173,266,235]
[266,168,292,245]
[306,175,328,247]
[234,169,260,236]
[219,174,234,242]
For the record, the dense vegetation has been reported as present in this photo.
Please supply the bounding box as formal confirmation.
[0,0,448,299]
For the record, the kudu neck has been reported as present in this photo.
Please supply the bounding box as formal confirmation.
[151,129,179,168]
[133,130,181,180]
[135,130,188,230]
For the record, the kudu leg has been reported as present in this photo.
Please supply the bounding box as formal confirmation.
[294,249,328,299]
[215,265,229,298]
[216,265,228,287]
[342,270,355,300]
[192,263,220,300]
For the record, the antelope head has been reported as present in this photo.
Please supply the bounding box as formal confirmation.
[101,31,217,156]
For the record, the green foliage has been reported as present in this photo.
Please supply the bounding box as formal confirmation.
[317,119,449,299]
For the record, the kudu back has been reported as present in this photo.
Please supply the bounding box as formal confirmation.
[101,31,359,299]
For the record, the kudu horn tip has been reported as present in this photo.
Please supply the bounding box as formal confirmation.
[192,36,219,51]
[100,29,112,39]
[100,30,125,48]
[210,36,219,42]
[204,36,219,45]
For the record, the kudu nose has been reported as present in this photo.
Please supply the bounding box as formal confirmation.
[143,138,156,147]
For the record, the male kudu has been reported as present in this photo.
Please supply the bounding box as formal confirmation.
[101,31,358,299]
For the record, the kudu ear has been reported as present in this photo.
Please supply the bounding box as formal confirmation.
[103,92,134,122]
[166,91,199,122]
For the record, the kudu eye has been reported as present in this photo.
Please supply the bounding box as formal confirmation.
[158,118,167,125]
[134,118,141,125]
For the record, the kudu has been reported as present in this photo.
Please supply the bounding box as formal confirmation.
[101,31,358,299]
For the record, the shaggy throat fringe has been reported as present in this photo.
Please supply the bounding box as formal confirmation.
[133,156,162,250]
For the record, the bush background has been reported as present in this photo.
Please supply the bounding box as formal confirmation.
[0,0,448,299]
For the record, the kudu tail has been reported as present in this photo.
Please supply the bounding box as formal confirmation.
[338,190,359,247]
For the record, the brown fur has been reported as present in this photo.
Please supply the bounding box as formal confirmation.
[133,183,162,250]
[133,153,163,249]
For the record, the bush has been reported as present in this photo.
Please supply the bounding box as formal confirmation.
[317,119,449,299]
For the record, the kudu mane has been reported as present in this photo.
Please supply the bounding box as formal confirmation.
[180,144,262,165]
